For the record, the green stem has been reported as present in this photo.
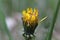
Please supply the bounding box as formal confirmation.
[46,0,60,40]
[0,0,12,40]
[0,10,12,40]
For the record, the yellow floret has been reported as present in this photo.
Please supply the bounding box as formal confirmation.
[34,8,38,17]
[25,13,30,21]
[22,10,26,17]
[31,15,35,22]
[27,8,33,14]
[36,10,38,17]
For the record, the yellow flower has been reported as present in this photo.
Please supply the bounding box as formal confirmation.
[22,8,47,36]
[22,8,38,24]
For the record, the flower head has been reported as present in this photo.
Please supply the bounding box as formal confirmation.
[22,8,38,25]
[22,8,47,36]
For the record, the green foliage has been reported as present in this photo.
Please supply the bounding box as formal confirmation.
[45,0,60,40]
[0,0,12,40]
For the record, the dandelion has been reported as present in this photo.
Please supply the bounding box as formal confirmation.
[22,8,47,37]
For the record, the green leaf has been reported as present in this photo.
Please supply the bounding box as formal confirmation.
[0,9,12,40]
[45,0,60,40]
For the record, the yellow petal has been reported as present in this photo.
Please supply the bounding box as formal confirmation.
[27,8,33,14]
[36,12,38,17]
[34,8,38,17]
[22,10,26,15]
[27,8,29,11]
[25,13,30,20]
[31,15,35,21]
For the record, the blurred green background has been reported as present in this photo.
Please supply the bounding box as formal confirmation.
[0,0,60,40]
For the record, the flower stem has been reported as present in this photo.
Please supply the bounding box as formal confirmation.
[46,0,60,40]
[0,10,12,40]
